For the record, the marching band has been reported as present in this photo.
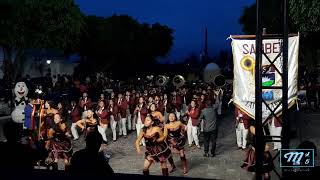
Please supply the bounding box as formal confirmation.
[14,73,238,176]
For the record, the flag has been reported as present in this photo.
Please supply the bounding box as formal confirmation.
[231,36,299,121]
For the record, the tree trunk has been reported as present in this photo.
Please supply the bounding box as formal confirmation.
[2,46,13,82]
[12,49,26,80]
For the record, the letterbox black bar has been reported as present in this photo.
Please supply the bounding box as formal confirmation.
[281,0,290,178]
[255,0,264,179]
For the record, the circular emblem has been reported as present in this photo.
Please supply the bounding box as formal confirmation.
[240,56,255,71]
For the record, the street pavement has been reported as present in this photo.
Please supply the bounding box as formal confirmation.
[1,103,319,179]
[72,108,251,179]
[50,108,320,179]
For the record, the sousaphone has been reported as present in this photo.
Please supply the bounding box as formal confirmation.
[213,74,226,87]
[156,75,169,86]
[172,75,185,88]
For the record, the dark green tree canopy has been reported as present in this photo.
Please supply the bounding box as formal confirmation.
[238,0,320,67]
[77,14,173,75]
[0,0,84,50]
[289,0,320,35]
[0,0,84,80]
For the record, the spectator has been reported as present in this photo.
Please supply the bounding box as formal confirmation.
[69,131,114,175]
[200,99,219,157]
[0,121,37,173]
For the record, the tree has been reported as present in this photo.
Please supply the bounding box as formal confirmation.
[0,0,84,81]
[238,0,320,67]
[77,15,173,78]
[289,0,320,35]
[289,0,320,67]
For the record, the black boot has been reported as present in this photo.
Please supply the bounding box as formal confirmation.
[180,156,188,174]
[143,169,149,175]
[51,162,58,170]
[168,156,176,173]
[161,168,169,176]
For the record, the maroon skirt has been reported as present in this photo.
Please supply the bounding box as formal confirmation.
[145,142,172,163]
[241,147,256,172]
[241,147,274,173]
[167,134,186,151]
[48,137,72,160]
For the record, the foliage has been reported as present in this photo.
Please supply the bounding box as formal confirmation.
[77,15,173,77]
[289,0,320,35]
[238,0,320,67]
[0,0,84,80]
[0,0,84,50]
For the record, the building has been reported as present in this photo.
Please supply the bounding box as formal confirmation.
[0,48,78,79]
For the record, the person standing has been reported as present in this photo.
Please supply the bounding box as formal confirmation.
[214,87,224,122]
[108,99,118,142]
[185,99,201,149]
[79,92,92,112]
[126,91,135,132]
[134,97,148,146]
[70,100,81,141]
[117,93,128,138]
[268,116,282,151]
[235,107,250,150]
[171,91,183,120]
[162,94,169,123]
[96,100,109,144]
[200,99,219,157]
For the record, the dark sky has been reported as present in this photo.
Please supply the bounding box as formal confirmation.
[75,0,255,64]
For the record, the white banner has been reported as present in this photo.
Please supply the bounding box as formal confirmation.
[231,36,299,121]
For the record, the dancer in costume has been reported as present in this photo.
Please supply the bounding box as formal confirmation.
[164,112,188,174]
[40,101,58,140]
[135,114,171,176]
[149,103,164,128]
[76,110,98,137]
[241,126,274,180]
[46,113,72,169]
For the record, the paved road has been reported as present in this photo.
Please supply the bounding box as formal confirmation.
[1,107,317,179]
[72,109,320,179]
[73,109,254,179]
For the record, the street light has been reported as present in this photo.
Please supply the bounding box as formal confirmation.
[46,60,51,64]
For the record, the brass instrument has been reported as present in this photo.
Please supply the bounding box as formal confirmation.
[172,75,185,88]
[156,75,169,86]
[213,74,226,87]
